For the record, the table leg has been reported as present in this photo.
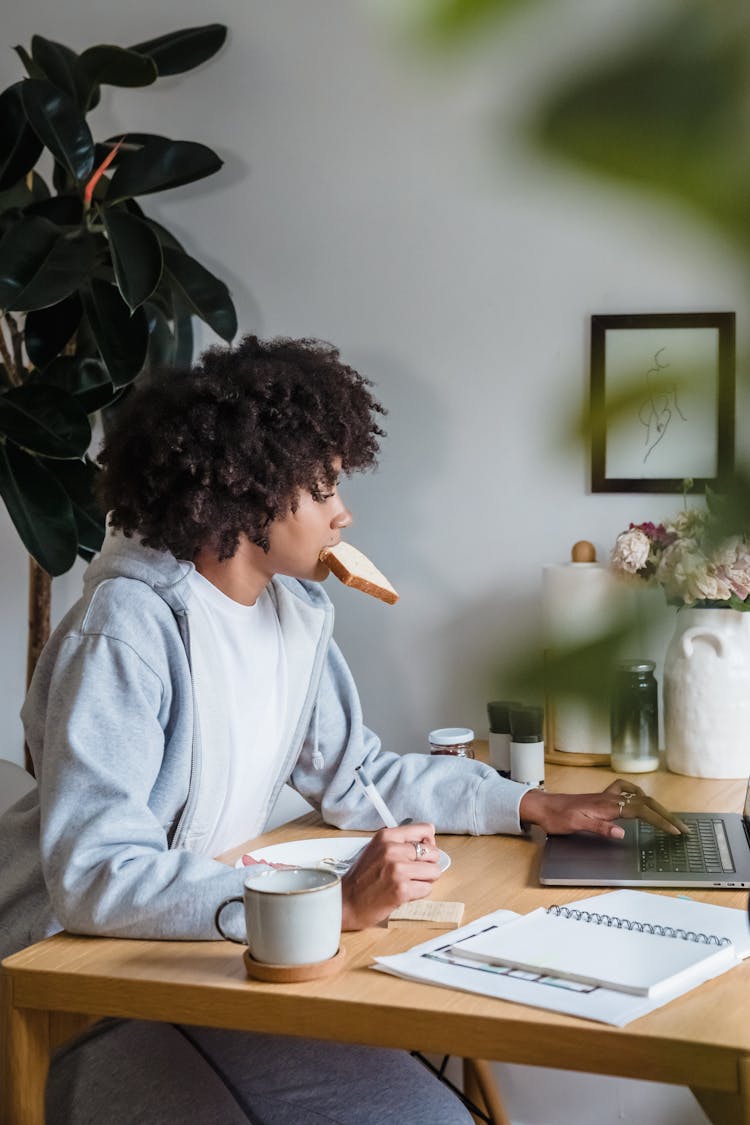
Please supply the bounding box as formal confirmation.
[0,972,49,1125]
[463,1058,512,1125]
[692,1056,750,1125]
[463,1058,485,1124]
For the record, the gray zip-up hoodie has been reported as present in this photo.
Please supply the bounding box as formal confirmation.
[0,533,526,959]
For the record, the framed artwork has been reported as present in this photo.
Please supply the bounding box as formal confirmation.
[590,312,735,493]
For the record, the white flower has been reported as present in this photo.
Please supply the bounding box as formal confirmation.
[711,536,743,568]
[664,509,708,539]
[656,543,732,604]
[694,571,733,602]
[611,528,651,574]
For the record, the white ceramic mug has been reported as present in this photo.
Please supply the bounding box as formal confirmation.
[215,867,342,965]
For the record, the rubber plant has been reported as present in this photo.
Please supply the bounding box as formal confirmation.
[0,25,237,770]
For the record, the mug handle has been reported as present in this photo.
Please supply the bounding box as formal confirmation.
[214,895,246,943]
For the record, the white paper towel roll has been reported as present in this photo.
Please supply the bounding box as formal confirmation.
[542,562,615,646]
[552,699,610,756]
[542,562,617,755]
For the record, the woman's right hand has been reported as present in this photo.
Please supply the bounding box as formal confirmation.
[341,822,442,930]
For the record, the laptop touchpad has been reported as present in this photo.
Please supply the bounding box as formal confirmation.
[542,823,636,879]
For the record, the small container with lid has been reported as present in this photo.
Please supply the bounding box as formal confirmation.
[487,700,522,777]
[610,659,659,773]
[429,727,475,758]
[508,705,545,788]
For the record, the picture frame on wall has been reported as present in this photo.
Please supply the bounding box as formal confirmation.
[590,312,735,493]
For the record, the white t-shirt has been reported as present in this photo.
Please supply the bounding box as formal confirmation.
[185,569,288,857]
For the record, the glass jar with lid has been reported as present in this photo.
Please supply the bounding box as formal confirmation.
[429,727,475,758]
[610,659,659,773]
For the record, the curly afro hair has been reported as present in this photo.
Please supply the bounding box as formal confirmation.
[97,335,386,561]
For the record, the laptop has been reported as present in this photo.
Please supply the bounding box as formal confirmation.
[540,777,750,889]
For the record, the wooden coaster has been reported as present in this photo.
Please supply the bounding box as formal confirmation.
[243,945,347,983]
[544,747,610,767]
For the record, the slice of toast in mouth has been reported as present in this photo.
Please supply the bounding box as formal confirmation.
[319,542,399,604]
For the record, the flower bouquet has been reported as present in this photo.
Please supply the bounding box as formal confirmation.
[611,507,750,611]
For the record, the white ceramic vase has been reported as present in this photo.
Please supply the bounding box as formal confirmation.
[663,608,750,778]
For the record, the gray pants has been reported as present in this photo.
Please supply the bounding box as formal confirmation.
[46,1019,473,1124]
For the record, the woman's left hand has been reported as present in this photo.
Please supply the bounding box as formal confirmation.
[519,780,690,840]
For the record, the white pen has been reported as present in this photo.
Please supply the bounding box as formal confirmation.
[353,765,399,828]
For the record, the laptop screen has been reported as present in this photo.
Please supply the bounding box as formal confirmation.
[743,776,750,821]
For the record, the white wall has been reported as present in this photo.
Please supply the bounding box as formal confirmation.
[0,1,742,1120]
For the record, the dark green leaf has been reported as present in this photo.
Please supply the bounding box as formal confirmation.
[70,312,99,361]
[0,172,49,214]
[25,293,82,366]
[25,194,82,224]
[81,280,148,386]
[163,246,236,342]
[0,83,44,191]
[103,208,163,310]
[0,441,78,575]
[6,228,96,312]
[79,44,157,89]
[0,216,57,310]
[43,455,105,553]
[107,138,222,202]
[129,24,227,77]
[52,160,72,194]
[31,355,117,414]
[30,36,89,109]
[0,383,90,457]
[21,79,95,184]
[13,45,45,80]
[0,210,22,241]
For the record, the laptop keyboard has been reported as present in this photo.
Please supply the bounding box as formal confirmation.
[638,817,735,874]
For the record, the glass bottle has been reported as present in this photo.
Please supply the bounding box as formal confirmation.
[610,660,659,773]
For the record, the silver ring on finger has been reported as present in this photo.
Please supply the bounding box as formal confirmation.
[413,840,427,860]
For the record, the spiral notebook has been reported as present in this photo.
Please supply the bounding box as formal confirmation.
[451,890,746,997]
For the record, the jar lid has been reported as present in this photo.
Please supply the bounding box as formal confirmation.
[429,727,475,745]
[616,660,655,673]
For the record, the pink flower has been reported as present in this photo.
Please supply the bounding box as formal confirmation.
[630,521,674,546]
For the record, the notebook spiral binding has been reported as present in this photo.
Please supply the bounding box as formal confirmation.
[546,905,730,947]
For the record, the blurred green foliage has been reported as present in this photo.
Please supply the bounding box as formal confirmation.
[416,0,750,724]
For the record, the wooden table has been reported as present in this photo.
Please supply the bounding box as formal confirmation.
[3,761,750,1125]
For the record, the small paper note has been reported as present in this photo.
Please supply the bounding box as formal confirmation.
[388,901,464,929]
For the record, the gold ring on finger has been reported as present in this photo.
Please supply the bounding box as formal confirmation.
[617,792,636,817]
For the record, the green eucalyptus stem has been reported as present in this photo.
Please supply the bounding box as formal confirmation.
[682,478,693,511]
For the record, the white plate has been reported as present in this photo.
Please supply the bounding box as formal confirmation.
[235,835,451,874]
